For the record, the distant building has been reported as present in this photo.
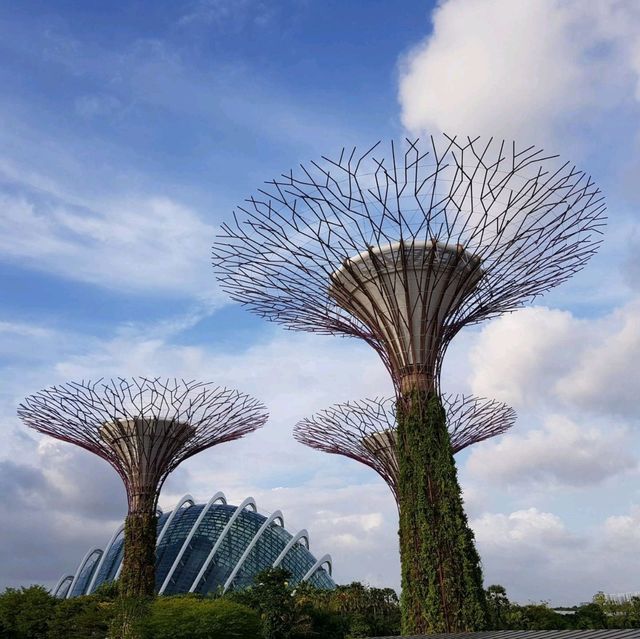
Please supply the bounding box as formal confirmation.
[53,491,334,598]
[603,591,640,604]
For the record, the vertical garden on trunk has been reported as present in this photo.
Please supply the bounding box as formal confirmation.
[120,510,157,599]
[397,391,487,634]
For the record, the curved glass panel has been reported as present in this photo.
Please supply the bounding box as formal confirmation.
[165,504,236,595]
[155,505,203,589]
[309,567,334,590]
[69,551,102,597]
[230,523,291,590]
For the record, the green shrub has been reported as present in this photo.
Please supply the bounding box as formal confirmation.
[141,596,261,639]
[47,595,112,639]
[230,568,311,639]
[0,585,57,639]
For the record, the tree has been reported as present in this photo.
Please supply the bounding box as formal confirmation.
[47,596,111,639]
[329,583,400,638]
[485,584,511,630]
[518,603,568,630]
[573,602,608,629]
[232,568,310,639]
[0,585,57,639]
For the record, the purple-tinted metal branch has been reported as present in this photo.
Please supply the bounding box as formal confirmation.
[212,136,605,394]
[294,395,515,506]
[17,377,268,511]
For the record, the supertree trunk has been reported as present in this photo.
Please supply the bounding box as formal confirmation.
[120,493,157,599]
[396,390,487,634]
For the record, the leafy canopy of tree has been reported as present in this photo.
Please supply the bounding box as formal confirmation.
[0,585,57,639]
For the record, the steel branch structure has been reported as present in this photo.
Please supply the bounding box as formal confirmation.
[294,395,516,506]
[18,377,268,598]
[18,377,267,511]
[212,136,605,394]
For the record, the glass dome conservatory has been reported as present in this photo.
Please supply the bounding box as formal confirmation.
[53,491,334,598]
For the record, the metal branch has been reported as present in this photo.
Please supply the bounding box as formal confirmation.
[294,395,516,506]
[212,136,605,393]
[18,377,268,511]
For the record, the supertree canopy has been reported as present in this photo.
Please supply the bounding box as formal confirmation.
[211,136,605,633]
[18,377,268,599]
[294,394,516,506]
[213,136,605,394]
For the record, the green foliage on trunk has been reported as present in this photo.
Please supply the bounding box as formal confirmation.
[112,509,157,638]
[109,596,150,639]
[119,511,157,599]
[396,390,487,634]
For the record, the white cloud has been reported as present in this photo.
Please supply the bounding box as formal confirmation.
[467,415,636,488]
[468,306,579,410]
[472,504,640,603]
[558,302,640,415]
[0,190,218,297]
[468,302,640,418]
[472,508,585,603]
[602,506,640,553]
[398,0,640,143]
[474,508,578,553]
[0,321,53,339]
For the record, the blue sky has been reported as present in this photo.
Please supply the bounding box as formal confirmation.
[1,0,640,605]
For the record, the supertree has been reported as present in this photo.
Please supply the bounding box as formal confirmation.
[211,136,605,633]
[17,377,268,599]
[294,394,516,507]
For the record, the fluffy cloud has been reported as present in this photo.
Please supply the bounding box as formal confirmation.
[473,505,640,603]
[468,306,579,410]
[0,443,125,588]
[398,0,640,143]
[474,508,579,555]
[558,302,640,415]
[472,508,585,603]
[466,415,637,488]
[468,302,640,418]
[602,507,640,554]
[0,190,217,297]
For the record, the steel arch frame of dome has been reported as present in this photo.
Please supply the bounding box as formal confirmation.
[57,491,334,597]
[67,547,103,598]
[222,509,285,593]
[189,495,258,593]
[158,491,226,594]
[52,575,74,598]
